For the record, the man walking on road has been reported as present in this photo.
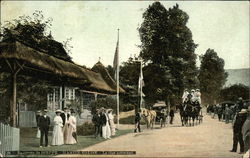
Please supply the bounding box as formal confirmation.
[230,109,247,154]
[134,109,142,133]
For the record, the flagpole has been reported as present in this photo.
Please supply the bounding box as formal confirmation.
[140,60,142,109]
[116,28,120,129]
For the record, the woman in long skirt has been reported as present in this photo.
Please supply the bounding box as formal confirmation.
[107,109,116,136]
[65,109,77,144]
[51,110,64,146]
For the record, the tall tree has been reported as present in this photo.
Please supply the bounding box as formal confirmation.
[139,2,197,105]
[198,49,228,104]
[219,84,249,102]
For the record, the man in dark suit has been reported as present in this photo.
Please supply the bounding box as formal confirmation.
[230,109,247,154]
[60,107,69,126]
[92,109,102,138]
[38,109,50,147]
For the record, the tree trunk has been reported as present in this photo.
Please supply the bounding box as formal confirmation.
[10,72,17,127]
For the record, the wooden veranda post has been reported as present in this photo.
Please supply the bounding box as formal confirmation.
[5,59,24,127]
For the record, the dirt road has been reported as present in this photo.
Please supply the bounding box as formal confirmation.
[57,113,243,157]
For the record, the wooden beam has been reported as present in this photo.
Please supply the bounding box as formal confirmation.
[5,59,14,73]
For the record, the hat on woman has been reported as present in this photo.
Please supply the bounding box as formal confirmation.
[55,109,62,114]
[239,109,247,114]
[107,109,113,113]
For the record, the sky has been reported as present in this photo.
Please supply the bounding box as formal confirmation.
[1,1,249,69]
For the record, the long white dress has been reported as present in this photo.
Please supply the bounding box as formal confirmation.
[102,113,111,139]
[65,116,77,144]
[51,116,64,146]
[182,91,189,103]
[108,113,116,136]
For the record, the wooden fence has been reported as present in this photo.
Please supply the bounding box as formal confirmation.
[0,123,20,157]
[19,111,37,127]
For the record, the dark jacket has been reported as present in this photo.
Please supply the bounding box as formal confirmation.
[135,112,141,123]
[60,112,70,126]
[170,109,174,117]
[100,113,107,126]
[38,115,50,131]
[233,113,247,133]
[92,113,101,126]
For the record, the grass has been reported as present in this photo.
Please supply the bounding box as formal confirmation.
[17,127,132,157]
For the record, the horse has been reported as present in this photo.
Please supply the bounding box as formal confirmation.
[140,108,157,129]
[178,104,188,126]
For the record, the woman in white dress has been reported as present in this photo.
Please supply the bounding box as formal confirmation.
[51,110,64,146]
[65,109,77,144]
[101,109,111,139]
[107,109,116,136]
[182,89,189,103]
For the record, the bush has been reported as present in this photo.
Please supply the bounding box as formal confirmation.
[77,122,95,136]
[121,103,135,112]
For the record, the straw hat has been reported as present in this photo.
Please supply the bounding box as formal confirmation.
[239,109,247,114]
[191,89,195,92]
[107,109,113,112]
[55,109,62,114]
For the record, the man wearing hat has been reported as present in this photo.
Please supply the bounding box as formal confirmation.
[38,109,51,147]
[242,106,250,153]
[230,108,247,153]
[92,109,102,138]
[237,97,244,112]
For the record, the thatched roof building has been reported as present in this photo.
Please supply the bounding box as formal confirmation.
[0,40,124,94]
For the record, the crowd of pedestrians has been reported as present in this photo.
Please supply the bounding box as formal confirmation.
[206,97,250,156]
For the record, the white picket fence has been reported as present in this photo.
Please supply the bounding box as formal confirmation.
[0,123,20,157]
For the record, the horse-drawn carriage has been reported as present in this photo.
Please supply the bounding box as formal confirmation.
[152,101,168,128]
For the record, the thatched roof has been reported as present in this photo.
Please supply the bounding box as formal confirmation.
[0,40,122,94]
[92,61,125,93]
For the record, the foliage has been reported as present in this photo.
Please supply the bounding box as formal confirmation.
[106,65,115,80]
[138,2,198,105]
[90,97,117,114]
[198,49,228,104]
[0,73,50,121]
[16,75,51,111]
[119,57,141,109]
[77,122,95,136]
[121,103,135,112]
[0,73,11,122]
[120,57,141,86]
[219,84,249,102]
[1,10,72,62]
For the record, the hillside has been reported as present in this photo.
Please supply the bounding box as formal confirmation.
[225,68,250,87]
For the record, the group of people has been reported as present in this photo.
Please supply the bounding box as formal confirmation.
[206,97,250,156]
[92,107,116,139]
[36,107,77,147]
[182,89,201,104]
